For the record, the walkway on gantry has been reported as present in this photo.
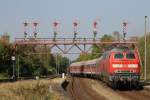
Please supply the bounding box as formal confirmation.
[14,38,137,54]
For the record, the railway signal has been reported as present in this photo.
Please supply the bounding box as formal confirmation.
[93,20,99,40]
[73,21,79,40]
[123,21,128,41]
[53,21,60,41]
[33,22,39,39]
[23,21,29,39]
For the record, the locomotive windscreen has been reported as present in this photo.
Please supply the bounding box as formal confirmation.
[114,53,124,59]
[126,52,135,59]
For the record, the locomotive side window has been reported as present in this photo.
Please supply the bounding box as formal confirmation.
[114,53,123,59]
[126,52,135,59]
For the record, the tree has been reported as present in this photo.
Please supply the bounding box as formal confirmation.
[91,34,113,59]
[16,43,71,77]
[59,56,70,73]
[138,33,150,79]
[76,34,113,61]
[0,41,13,78]
[76,52,93,61]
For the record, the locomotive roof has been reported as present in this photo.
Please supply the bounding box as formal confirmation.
[107,46,135,53]
[104,44,135,52]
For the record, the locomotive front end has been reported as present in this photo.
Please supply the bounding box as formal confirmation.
[109,50,141,88]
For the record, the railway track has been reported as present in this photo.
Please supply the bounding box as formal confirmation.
[66,77,150,100]
[67,77,106,100]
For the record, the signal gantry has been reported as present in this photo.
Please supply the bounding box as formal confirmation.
[15,20,137,54]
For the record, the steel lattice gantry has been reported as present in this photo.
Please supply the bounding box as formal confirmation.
[14,38,137,54]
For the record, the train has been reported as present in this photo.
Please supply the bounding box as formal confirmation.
[68,45,141,89]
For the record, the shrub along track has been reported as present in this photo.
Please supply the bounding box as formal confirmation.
[66,77,150,100]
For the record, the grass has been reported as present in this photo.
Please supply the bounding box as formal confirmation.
[0,79,62,100]
[0,73,9,80]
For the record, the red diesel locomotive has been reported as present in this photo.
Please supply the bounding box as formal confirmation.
[68,46,141,88]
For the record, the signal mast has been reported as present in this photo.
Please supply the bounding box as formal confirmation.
[23,21,29,39]
[33,22,38,39]
[93,20,98,40]
[53,21,60,41]
[123,21,128,41]
[73,21,79,40]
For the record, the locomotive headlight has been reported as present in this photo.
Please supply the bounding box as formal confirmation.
[128,64,138,68]
[112,64,123,68]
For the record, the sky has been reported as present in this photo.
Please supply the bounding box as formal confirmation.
[0,0,150,40]
[0,0,150,60]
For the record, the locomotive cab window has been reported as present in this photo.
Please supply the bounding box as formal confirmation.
[114,53,124,59]
[126,52,135,59]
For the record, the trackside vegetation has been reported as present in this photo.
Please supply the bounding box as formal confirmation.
[0,33,150,80]
[0,35,69,79]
